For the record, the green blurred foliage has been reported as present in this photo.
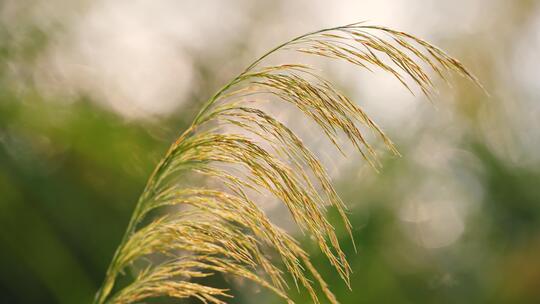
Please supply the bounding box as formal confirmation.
[1,1,539,303]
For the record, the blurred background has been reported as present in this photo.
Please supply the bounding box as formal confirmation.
[1,0,539,303]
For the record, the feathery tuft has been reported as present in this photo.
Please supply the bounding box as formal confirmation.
[94,23,479,304]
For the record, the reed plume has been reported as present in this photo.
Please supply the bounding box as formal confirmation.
[94,22,479,304]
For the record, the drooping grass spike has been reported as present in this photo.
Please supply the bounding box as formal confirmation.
[94,22,480,304]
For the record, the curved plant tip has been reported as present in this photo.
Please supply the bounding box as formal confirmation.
[94,22,481,304]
